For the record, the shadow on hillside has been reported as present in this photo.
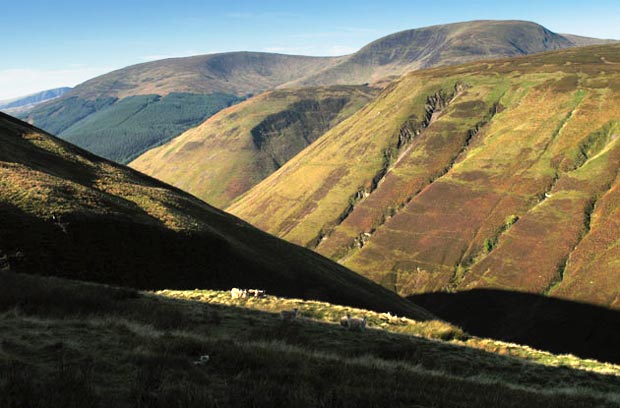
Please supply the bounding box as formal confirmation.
[0,202,424,319]
[3,269,620,397]
[409,289,620,364]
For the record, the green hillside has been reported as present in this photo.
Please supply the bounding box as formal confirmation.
[2,271,619,407]
[229,43,620,311]
[0,111,428,319]
[59,92,241,163]
[131,86,377,207]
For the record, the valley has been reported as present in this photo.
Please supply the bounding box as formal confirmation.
[3,12,620,406]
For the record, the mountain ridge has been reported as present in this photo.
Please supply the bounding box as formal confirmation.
[21,20,612,170]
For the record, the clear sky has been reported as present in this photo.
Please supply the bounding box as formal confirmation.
[1,0,619,100]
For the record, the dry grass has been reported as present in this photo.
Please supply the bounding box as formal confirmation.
[1,272,620,407]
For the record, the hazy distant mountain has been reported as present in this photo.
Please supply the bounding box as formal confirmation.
[0,87,71,115]
[561,33,618,46]
[68,53,342,100]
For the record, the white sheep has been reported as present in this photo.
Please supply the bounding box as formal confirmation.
[348,316,367,331]
[230,288,248,299]
[248,289,266,298]
[280,308,299,321]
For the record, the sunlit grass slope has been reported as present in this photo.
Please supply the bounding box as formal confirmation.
[131,86,377,207]
[2,271,619,407]
[229,43,620,309]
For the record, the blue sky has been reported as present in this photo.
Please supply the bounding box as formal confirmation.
[1,0,619,99]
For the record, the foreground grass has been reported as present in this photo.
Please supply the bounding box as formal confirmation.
[1,271,620,407]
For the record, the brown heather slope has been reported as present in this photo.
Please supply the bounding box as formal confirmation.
[284,20,609,88]
[70,52,342,99]
[0,112,432,319]
[229,43,620,310]
[130,86,378,207]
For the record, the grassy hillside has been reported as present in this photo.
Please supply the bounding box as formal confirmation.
[229,43,620,311]
[131,86,377,207]
[285,20,607,87]
[2,271,620,407]
[69,52,341,100]
[0,112,430,319]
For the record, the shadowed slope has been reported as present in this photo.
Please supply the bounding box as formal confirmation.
[229,43,620,309]
[3,272,620,407]
[410,289,620,364]
[130,86,378,207]
[0,112,431,319]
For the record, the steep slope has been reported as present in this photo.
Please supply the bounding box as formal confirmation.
[229,43,620,310]
[0,112,430,319]
[286,20,599,87]
[130,86,378,207]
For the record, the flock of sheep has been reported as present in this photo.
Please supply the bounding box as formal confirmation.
[230,288,367,331]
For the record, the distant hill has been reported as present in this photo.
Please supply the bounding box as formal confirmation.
[0,112,429,319]
[0,87,71,115]
[69,52,342,100]
[130,86,378,207]
[23,20,610,166]
[21,53,342,163]
[229,43,620,311]
[284,20,611,87]
[561,34,618,47]
[39,92,242,163]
